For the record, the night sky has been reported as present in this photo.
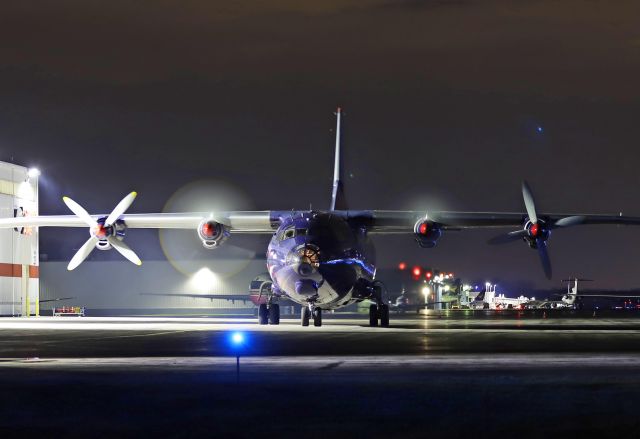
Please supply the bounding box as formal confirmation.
[2,1,640,291]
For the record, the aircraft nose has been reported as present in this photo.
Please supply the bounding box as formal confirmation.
[287,244,321,277]
[297,262,314,276]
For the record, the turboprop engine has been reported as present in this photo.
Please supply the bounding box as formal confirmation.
[414,219,442,248]
[197,219,230,249]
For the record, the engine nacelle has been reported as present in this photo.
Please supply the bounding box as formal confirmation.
[414,219,442,248]
[197,219,230,249]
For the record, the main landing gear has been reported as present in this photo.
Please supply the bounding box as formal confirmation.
[369,303,390,327]
[258,302,280,325]
[301,304,322,327]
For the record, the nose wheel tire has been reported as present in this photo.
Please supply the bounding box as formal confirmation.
[379,304,390,327]
[313,308,322,327]
[269,304,280,325]
[301,307,311,326]
[258,304,269,325]
[369,304,379,327]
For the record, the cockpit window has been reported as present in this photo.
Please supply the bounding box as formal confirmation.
[278,226,308,241]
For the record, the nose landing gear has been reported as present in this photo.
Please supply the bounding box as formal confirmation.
[301,303,322,327]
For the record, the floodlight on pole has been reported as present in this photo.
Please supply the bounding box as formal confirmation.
[27,168,40,179]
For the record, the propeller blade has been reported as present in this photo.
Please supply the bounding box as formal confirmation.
[488,229,528,245]
[68,236,99,270]
[108,237,142,266]
[522,181,538,224]
[105,192,137,226]
[63,197,96,227]
[536,238,552,279]
[552,215,586,228]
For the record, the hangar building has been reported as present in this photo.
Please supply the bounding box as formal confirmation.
[0,161,39,316]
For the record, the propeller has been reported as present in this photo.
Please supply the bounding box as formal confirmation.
[488,181,586,279]
[64,192,141,270]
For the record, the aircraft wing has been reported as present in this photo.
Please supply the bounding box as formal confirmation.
[39,297,75,303]
[344,210,640,233]
[0,211,276,233]
[140,292,257,303]
[140,292,295,306]
[574,293,640,298]
[3,209,640,233]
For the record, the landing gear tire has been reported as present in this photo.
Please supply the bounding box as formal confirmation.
[369,304,379,327]
[301,307,311,327]
[313,308,322,327]
[379,304,390,328]
[258,304,269,325]
[269,304,280,325]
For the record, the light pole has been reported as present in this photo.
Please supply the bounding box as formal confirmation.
[230,331,246,384]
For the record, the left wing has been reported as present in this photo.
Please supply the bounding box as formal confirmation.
[140,292,257,304]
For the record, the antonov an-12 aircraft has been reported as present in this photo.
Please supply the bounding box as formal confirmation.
[4,108,640,327]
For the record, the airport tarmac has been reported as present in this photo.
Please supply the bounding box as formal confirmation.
[0,313,639,438]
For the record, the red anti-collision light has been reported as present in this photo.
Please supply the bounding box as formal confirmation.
[398,262,407,270]
[419,222,428,235]
[412,266,422,277]
[426,271,432,279]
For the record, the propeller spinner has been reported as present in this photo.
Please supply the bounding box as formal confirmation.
[488,181,585,279]
[64,192,141,270]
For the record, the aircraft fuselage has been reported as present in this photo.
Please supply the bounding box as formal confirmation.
[266,211,376,310]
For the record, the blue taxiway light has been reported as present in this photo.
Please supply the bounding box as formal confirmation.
[230,332,245,346]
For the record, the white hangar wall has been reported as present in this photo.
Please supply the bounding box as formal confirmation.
[0,161,39,316]
[39,258,268,314]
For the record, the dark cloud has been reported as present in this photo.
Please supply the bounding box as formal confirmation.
[1,1,640,288]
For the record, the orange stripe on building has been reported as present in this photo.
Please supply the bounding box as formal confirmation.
[0,263,39,278]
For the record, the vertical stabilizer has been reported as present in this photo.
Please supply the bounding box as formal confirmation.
[330,107,348,210]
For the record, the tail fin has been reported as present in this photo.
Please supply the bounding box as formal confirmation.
[330,107,348,210]
[474,287,487,301]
